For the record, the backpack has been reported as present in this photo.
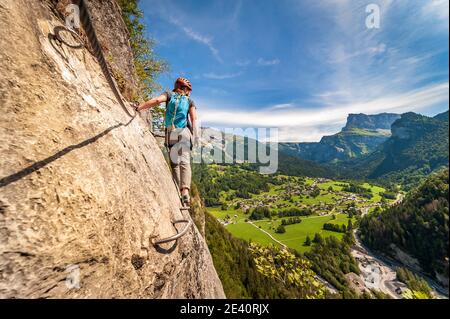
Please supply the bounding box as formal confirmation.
[164,92,191,130]
[164,93,194,149]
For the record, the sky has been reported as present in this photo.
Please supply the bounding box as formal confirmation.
[140,0,449,142]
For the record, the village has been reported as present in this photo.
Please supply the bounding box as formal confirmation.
[216,176,384,226]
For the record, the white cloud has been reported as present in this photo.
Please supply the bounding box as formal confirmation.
[257,58,281,66]
[267,104,295,110]
[169,17,223,63]
[199,82,449,142]
[236,59,251,67]
[203,72,243,80]
[229,0,243,29]
[402,53,435,66]
[314,90,351,99]
[276,125,340,143]
[307,0,449,112]
[328,43,387,63]
[422,0,449,22]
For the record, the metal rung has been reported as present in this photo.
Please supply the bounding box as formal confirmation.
[54,26,85,49]
[180,207,190,211]
[153,219,193,245]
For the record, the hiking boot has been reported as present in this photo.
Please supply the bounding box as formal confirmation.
[181,194,190,206]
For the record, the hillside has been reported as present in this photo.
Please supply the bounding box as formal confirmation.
[336,112,449,189]
[198,128,334,178]
[205,208,325,298]
[434,110,449,121]
[280,113,400,163]
[0,0,224,298]
[359,169,449,285]
[200,164,400,298]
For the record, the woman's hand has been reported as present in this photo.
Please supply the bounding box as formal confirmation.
[135,102,146,112]
[131,102,141,112]
[193,133,201,148]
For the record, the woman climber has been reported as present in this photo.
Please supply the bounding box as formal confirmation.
[135,77,198,206]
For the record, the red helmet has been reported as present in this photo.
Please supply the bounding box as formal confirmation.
[174,77,192,91]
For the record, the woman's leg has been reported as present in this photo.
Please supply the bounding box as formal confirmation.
[167,128,192,198]
[167,128,182,190]
[179,128,192,197]
[179,156,191,196]
[170,160,181,189]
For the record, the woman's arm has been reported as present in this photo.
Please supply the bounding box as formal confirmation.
[136,94,167,112]
[189,106,200,145]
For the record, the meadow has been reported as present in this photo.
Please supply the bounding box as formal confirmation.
[208,170,390,253]
[210,207,354,253]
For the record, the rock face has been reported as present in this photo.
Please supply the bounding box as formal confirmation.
[335,112,449,189]
[368,112,449,179]
[0,0,224,298]
[343,113,400,131]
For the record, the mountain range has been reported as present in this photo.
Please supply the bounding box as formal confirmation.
[197,128,335,178]
[200,110,448,188]
[335,110,449,189]
[280,113,401,163]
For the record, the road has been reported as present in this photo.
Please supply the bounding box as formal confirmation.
[248,221,287,248]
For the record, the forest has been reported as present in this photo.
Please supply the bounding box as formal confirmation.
[359,169,449,277]
[205,212,325,298]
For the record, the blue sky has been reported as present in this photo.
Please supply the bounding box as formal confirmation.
[140,0,449,142]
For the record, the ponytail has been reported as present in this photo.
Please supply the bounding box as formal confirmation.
[173,88,190,96]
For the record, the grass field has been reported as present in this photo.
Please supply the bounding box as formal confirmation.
[227,222,281,246]
[361,182,385,203]
[255,214,353,253]
[207,167,392,253]
[210,206,355,253]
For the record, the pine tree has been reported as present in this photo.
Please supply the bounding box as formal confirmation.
[276,225,286,234]
[313,233,323,244]
[304,235,312,246]
[347,219,353,231]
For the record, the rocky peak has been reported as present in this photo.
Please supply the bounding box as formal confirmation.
[390,112,444,140]
[343,113,401,131]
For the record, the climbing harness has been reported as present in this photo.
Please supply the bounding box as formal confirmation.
[53,0,192,247]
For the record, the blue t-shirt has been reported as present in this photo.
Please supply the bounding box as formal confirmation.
[164,91,196,129]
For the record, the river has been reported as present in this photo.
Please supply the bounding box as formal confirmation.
[351,229,448,299]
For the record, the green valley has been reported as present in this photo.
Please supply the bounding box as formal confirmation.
[193,110,449,299]
[198,164,393,254]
